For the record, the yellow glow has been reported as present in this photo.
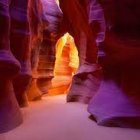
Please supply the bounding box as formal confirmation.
[54,32,79,76]
[48,33,79,95]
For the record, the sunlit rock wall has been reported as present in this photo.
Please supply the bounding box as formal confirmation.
[27,0,63,100]
[49,33,79,95]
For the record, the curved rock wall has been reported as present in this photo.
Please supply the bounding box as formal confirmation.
[0,0,30,133]
[0,0,140,133]
[88,0,140,128]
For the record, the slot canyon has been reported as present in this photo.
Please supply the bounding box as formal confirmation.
[0,0,140,140]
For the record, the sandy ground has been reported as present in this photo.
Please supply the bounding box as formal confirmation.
[1,95,140,140]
